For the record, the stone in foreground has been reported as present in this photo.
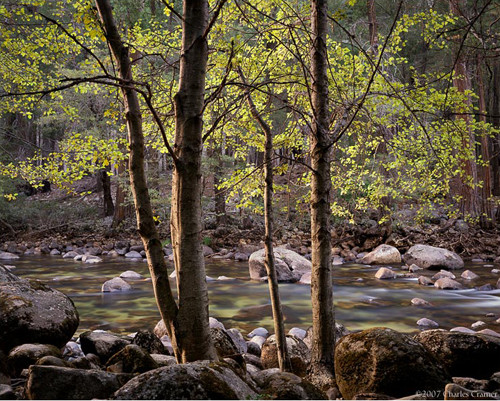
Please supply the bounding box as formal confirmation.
[334,327,450,399]
[403,244,464,270]
[360,245,401,265]
[113,361,257,400]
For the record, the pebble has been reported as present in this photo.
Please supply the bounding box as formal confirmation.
[471,321,487,330]
[417,318,439,328]
[461,270,479,280]
[411,298,431,306]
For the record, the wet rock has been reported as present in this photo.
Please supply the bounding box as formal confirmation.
[0,253,19,261]
[332,256,344,265]
[113,361,257,400]
[411,298,431,306]
[432,270,456,280]
[335,327,450,399]
[404,244,464,270]
[234,252,249,261]
[259,371,326,400]
[434,277,463,290]
[461,270,479,280]
[417,318,439,328]
[62,251,79,259]
[360,245,401,265]
[119,270,143,279]
[79,331,131,364]
[124,251,142,259]
[106,344,158,374]
[375,267,396,279]
[7,344,62,376]
[26,365,132,400]
[261,335,310,377]
[101,277,131,292]
[249,247,311,282]
[82,255,102,264]
[299,272,311,284]
[415,329,500,378]
[132,330,165,355]
[0,279,79,352]
[211,328,239,357]
[49,249,60,256]
[478,284,497,291]
[418,276,434,286]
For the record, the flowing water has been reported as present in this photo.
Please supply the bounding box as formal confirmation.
[8,255,500,336]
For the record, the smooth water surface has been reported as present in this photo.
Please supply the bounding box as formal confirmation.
[9,255,500,336]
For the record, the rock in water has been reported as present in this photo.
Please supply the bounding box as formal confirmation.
[374,267,396,279]
[434,277,463,290]
[249,247,311,282]
[113,361,257,400]
[102,277,132,292]
[0,278,79,352]
[403,244,464,270]
[415,329,500,378]
[360,245,401,265]
[0,252,19,261]
[334,327,449,399]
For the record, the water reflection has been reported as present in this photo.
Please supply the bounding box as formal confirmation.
[9,255,500,336]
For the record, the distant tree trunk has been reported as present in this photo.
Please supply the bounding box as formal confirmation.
[112,162,132,227]
[170,0,217,362]
[476,53,493,228]
[214,163,227,225]
[367,0,378,55]
[98,167,114,217]
[450,0,479,219]
[95,0,182,360]
[239,67,291,372]
[490,61,500,198]
[309,0,335,379]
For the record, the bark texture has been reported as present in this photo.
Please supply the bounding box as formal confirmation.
[170,0,217,362]
[309,0,335,378]
[94,0,181,359]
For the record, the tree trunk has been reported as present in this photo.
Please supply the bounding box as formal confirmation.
[112,162,132,228]
[170,0,217,362]
[489,61,500,198]
[476,53,493,228]
[450,0,479,219]
[238,68,291,372]
[94,0,182,360]
[98,168,114,217]
[309,0,335,379]
[367,0,378,55]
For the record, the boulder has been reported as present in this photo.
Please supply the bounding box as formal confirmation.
[153,319,168,338]
[334,327,450,399]
[0,279,79,352]
[79,331,131,364]
[288,327,307,340]
[434,277,463,290]
[461,270,479,280]
[25,365,132,400]
[150,354,176,368]
[0,253,19,261]
[125,251,142,259]
[403,244,464,270]
[62,251,79,259]
[35,355,70,368]
[374,267,396,279]
[132,330,165,355]
[299,272,311,284]
[415,329,500,378]
[226,329,247,354]
[82,255,102,264]
[246,342,261,357]
[209,317,225,330]
[101,277,131,292]
[360,245,401,265]
[106,344,158,374]
[417,318,439,328]
[432,270,456,280]
[258,371,326,400]
[211,328,239,357]
[0,265,19,283]
[7,344,62,376]
[113,361,257,400]
[248,327,269,338]
[120,270,143,279]
[249,247,311,282]
[261,335,310,377]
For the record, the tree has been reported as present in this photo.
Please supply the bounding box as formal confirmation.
[308,0,335,379]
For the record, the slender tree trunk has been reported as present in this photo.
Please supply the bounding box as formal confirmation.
[98,167,114,217]
[490,61,500,198]
[170,0,217,362]
[450,0,479,219]
[214,162,227,225]
[367,0,378,55]
[309,0,335,379]
[112,162,132,227]
[476,53,493,228]
[94,0,182,360]
[238,68,291,372]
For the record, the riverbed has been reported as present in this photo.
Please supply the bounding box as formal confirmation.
[9,256,500,336]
